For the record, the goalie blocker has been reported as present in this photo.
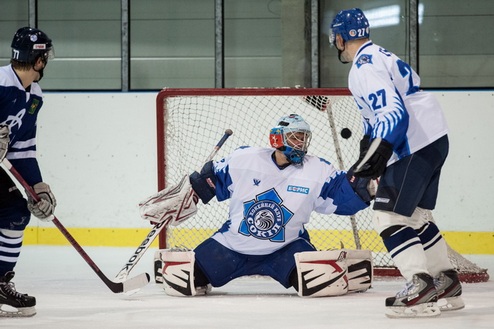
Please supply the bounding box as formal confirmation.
[154,248,372,297]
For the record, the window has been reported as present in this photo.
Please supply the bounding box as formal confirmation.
[418,1,494,88]
[130,0,215,89]
[39,0,122,90]
[1,0,492,90]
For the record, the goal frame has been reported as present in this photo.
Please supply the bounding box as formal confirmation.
[155,87,351,247]
[154,87,489,283]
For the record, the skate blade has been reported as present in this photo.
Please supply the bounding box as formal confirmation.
[0,304,36,317]
[438,296,465,311]
[385,302,441,318]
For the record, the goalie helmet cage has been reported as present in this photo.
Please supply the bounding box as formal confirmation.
[155,87,488,283]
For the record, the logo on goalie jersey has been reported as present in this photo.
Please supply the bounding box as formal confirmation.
[287,185,309,194]
[239,188,293,242]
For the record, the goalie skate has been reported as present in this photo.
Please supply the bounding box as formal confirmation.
[385,273,440,318]
[0,271,36,317]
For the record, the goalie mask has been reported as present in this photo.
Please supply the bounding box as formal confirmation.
[270,114,312,165]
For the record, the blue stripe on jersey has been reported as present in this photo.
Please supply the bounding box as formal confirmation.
[214,162,232,201]
[373,93,408,147]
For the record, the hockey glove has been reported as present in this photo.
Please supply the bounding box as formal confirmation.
[346,169,373,203]
[27,182,57,221]
[0,125,9,162]
[353,138,393,179]
[138,175,198,226]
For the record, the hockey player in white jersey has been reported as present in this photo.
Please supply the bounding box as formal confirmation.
[0,27,56,317]
[329,8,463,318]
[158,114,375,298]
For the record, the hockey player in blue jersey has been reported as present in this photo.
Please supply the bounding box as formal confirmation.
[155,114,375,298]
[0,27,56,317]
[329,8,463,318]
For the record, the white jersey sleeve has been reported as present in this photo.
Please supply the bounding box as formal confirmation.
[348,41,448,164]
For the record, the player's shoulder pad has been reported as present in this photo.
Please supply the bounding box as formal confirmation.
[355,54,373,68]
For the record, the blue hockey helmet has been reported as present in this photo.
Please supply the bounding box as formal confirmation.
[11,27,54,65]
[269,114,312,165]
[329,8,370,46]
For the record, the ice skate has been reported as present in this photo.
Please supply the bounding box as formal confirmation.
[0,271,36,317]
[435,269,464,311]
[385,273,440,318]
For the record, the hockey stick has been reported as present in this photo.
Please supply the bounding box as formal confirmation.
[353,137,382,173]
[114,129,234,282]
[0,158,150,294]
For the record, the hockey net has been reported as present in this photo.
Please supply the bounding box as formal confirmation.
[155,87,488,283]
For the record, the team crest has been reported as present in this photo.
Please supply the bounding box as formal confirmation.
[239,188,293,242]
[356,54,372,68]
[29,99,40,114]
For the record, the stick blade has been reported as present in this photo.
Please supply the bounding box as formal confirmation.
[122,272,151,294]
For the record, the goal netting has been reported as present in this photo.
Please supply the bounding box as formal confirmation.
[155,87,488,283]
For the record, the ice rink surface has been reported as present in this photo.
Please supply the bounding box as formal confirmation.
[2,245,493,329]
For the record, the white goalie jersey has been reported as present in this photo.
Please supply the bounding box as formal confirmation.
[209,146,368,255]
[348,41,448,165]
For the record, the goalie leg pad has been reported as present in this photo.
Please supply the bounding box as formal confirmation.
[343,249,373,292]
[159,249,210,297]
[294,250,348,297]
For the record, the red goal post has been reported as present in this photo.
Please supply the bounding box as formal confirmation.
[155,87,489,282]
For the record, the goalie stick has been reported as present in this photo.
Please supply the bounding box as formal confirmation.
[114,129,233,282]
[0,158,150,294]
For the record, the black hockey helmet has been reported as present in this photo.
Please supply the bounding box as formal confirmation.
[11,27,54,64]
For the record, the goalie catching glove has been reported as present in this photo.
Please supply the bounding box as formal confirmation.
[0,124,9,162]
[139,161,217,225]
[27,182,57,221]
[139,175,199,226]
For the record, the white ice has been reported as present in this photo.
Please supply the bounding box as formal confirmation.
[2,246,493,328]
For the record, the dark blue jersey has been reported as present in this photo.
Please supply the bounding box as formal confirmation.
[0,64,44,185]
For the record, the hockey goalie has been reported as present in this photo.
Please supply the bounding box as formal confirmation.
[141,114,375,297]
